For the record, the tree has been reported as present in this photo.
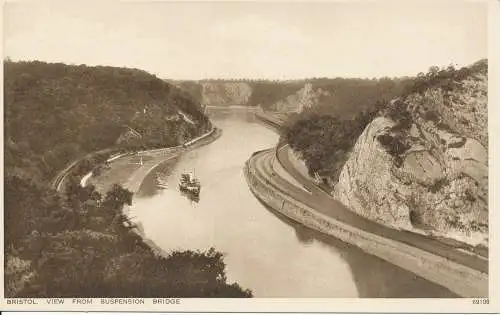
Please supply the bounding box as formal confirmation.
[103,184,133,213]
[427,66,440,77]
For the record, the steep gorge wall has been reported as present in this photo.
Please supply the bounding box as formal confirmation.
[269,83,331,113]
[174,80,326,110]
[201,82,253,106]
[334,61,488,246]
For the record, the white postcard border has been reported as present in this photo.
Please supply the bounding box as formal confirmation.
[0,0,499,313]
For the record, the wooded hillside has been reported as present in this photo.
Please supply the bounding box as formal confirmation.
[5,61,211,182]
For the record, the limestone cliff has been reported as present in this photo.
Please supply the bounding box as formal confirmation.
[334,60,488,246]
[270,83,331,113]
[201,82,252,106]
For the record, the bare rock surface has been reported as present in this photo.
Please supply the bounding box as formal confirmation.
[201,82,252,106]
[272,83,330,113]
[334,117,414,230]
[334,63,488,246]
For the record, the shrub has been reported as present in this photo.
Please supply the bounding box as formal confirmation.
[386,101,413,131]
[465,189,477,202]
[428,178,448,193]
[437,121,454,133]
[447,137,467,149]
[376,134,410,157]
[423,110,440,122]
[445,215,466,231]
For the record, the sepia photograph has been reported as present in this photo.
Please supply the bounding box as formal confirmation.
[1,0,497,311]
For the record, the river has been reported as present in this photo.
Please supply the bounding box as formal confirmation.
[128,107,457,298]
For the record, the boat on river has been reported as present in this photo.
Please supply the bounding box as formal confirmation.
[179,173,201,196]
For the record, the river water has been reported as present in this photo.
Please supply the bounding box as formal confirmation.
[128,107,457,298]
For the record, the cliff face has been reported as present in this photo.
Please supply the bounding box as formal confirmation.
[270,83,331,113]
[173,80,333,111]
[201,82,252,106]
[334,61,488,246]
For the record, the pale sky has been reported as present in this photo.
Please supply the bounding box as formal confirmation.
[3,0,488,80]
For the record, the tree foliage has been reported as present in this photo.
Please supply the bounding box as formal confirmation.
[284,108,378,182]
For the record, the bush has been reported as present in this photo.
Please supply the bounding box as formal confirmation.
[428,178,449,193]
[465,189,477,202]
[376,134,409,157]
[423,110,440,122]
[437,121,454,133]
[447,137,467,149]
[385,100,413,131]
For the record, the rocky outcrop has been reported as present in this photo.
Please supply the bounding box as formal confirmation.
[334,61,488,246]
[201,82,252,106]
[271,83,331,113]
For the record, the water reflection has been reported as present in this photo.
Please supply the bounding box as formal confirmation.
[262,202,458,298]
[136,156,180,198]
[180,189,200,203]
